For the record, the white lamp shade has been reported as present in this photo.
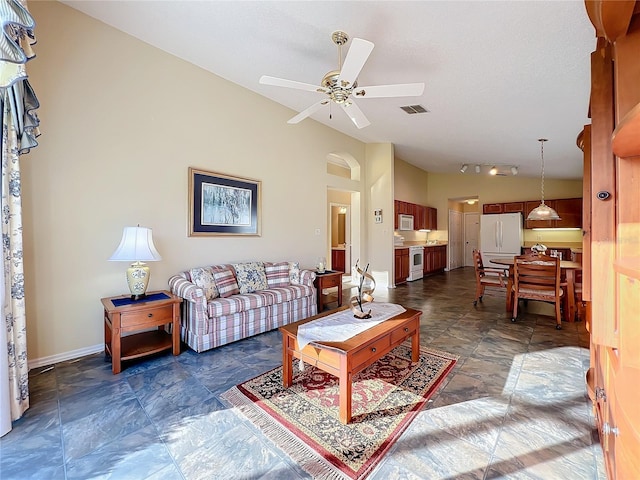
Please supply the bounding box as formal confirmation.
[109,226,162,262]
[526,202,561,221]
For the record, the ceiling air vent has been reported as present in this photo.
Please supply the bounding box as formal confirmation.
[400,105,429,114]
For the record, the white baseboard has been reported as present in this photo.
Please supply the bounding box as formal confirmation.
[28,343,104,371]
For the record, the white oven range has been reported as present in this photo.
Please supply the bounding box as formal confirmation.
[408,246,425,281]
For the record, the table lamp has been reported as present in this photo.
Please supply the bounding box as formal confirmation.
[109,226,162,300]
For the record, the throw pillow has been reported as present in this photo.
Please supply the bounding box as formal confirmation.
[212,268,240,298]
[264,262,290,287]
[233,262,268,294]
[289,262,301,284]
[189,266,219,301]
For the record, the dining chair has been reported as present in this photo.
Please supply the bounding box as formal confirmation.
[511,253,564,329]
[472,249,508,306]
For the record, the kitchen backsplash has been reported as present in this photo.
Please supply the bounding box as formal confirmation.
[395,229,447,244]
[523,228,583,246]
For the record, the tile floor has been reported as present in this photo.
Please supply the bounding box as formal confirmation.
[0,267,606,479]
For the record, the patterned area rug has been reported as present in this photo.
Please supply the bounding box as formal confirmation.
[222,344,458,479]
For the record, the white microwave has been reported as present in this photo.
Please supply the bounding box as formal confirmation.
[398,214,414,231]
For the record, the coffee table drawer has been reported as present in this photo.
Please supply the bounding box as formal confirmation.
[390,319,418,344]
[352,336,390,367]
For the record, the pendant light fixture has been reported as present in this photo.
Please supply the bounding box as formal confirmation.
[527,138,561,221]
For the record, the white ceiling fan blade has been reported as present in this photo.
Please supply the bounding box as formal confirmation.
[287,100,329,124]
[260,75,327,94]
[353,83,425,98]
[341,101,370,129]
[337,38,374,87]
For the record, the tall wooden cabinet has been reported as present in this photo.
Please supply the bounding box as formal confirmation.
[582,2,640,478]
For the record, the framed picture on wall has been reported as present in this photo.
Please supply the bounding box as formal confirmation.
[188,167,262,236]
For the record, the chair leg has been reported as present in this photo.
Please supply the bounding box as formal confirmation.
[473,284,484,306]
[555,301,562,330]
[511,295,518,322]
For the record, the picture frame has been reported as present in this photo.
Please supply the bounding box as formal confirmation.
[188,167,262,236]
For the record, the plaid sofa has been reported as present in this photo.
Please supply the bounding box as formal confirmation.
[168,261,317,353]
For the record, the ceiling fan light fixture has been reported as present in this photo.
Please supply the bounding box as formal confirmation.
[260,31,424,129]
[460,164,468,173]
[527,138,561,221]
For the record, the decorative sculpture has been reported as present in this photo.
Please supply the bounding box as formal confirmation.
[351,259,376,318]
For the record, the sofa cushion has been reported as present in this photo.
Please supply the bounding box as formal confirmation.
[263,285,315,303]
[212,268,240,298]
[233,261,268,294]
[189,266,219,301]
[289,262,301,284]
[207,292,272,317]
[205,285,315,317]
[264,262,290,288]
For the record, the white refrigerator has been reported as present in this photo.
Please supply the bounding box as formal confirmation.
[480,213,523,269]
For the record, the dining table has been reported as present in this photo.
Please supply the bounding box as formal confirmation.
[489,257,582,323]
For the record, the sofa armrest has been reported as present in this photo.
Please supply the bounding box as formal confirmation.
[168,275,206,306]
[299,269,316,286]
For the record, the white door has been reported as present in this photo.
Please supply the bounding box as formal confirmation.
[464,212,480,266]
[448,210,464,270]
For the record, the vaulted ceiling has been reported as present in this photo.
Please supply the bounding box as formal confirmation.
[62,1,596,179]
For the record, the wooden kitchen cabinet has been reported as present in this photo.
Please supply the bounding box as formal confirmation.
[394,248,409,285]
[415,204,427,230]
[426,207,437,230]
[503,202,525,214]
[394,201,437,231]
[483,199,581,229]
[482,202,524,214]
[483,203,504,214]
[555,198,583,228]
[423,245,446,275]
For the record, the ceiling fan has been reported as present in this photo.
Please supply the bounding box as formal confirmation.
[259,31,425,129]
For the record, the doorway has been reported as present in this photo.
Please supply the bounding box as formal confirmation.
[330,203,351,277]
[448,210,464,270]
[464,212,480,266]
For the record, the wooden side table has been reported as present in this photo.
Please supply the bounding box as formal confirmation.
[101,290,182,374]
[313,270,343,311]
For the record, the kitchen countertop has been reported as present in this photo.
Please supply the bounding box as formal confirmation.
[394,242,447,249]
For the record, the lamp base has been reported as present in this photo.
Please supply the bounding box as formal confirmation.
[126,261,151,299]
[130,293,147,301]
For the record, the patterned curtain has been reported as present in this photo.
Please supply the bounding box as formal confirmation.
[0,0,39,437]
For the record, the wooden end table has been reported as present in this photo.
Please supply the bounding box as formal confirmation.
[280,305,421,424]
[101,290,182,374]
[313,270,343,311]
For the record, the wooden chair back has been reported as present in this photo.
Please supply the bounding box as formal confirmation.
[512,253,564,329]
[472,249,507,306]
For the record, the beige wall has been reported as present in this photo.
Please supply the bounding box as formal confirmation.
[24,2,367,362]
[366,144,395,286]
[394,158,429,205]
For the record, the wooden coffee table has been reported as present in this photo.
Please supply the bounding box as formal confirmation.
[280,305,422,424]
